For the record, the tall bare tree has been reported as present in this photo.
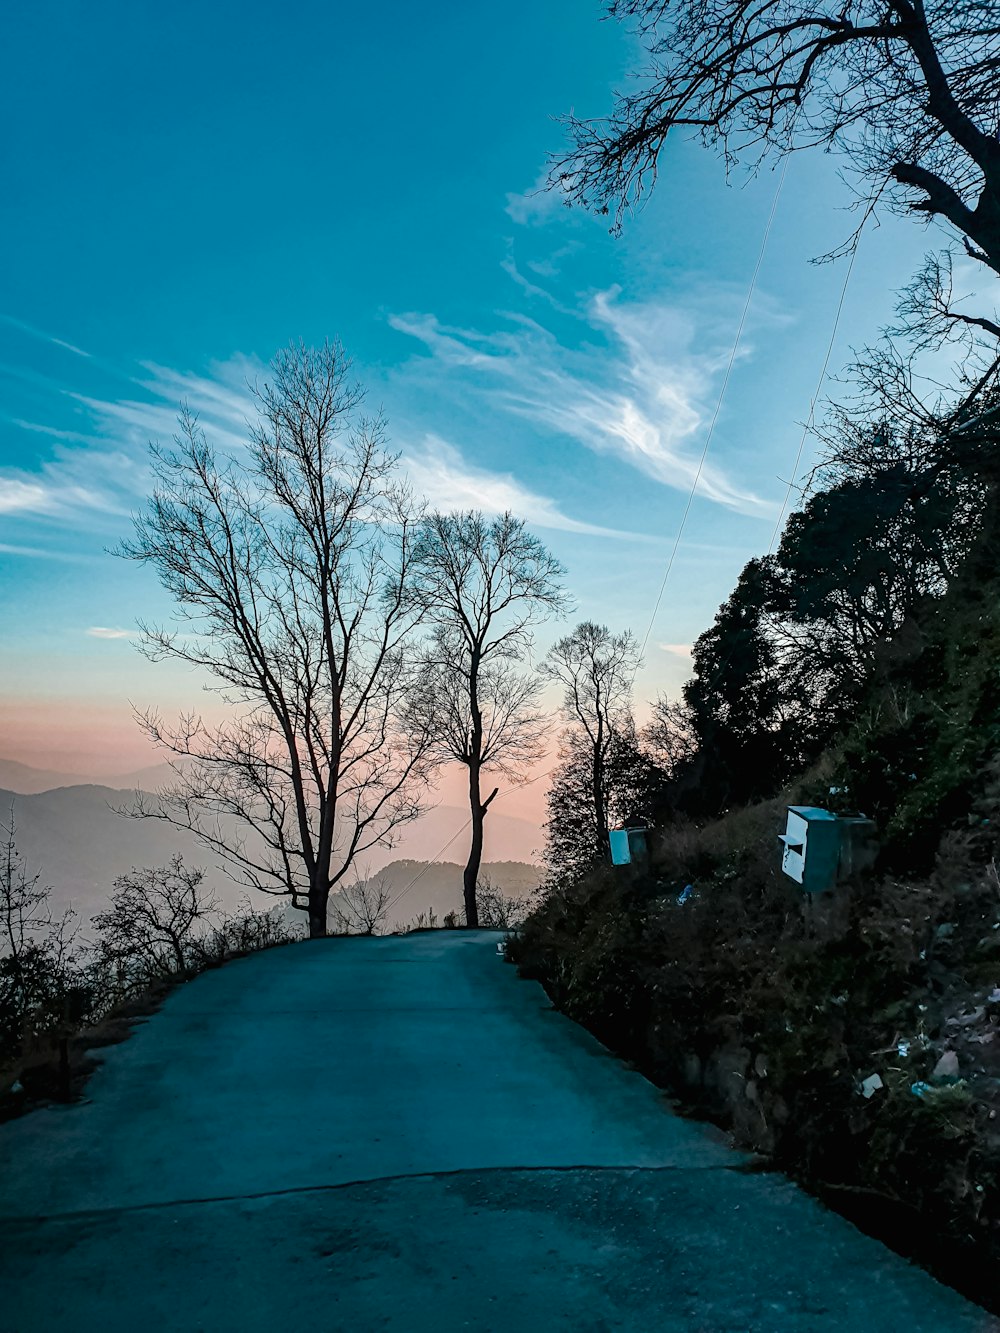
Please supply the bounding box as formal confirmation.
[541,622,641,858]
[555,1,1000,329]
[406,511,567,926]
[120,343,434,938]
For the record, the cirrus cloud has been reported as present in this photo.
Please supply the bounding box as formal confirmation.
[402,434,645,540]
[390,284,781,517]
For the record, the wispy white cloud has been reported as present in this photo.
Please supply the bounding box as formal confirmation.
[401,435,642,540]
[86,626,133,639]
[0,312,90,358]
[388,314,516,373]
[0,542,96,563]
[504,170,572,227]
[500,245,573,313]
[0,478,56,515]
[3,356,263,523]
[11,419,98,445]
[0,449,141,519]
[74,356,260,458]
[391,285,780,516]
[658,643,693,658]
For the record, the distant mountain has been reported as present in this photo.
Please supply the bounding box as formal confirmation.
[0,780,543,928]
[374,804,542,868]
[330,858,541,931]
[0,784,252,922]
[0,757,175,795]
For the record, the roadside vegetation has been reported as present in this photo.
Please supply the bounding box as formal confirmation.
[0,814,295,1119]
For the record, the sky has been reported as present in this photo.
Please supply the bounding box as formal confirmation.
[0,0,947,805]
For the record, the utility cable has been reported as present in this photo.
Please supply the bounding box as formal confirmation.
[386,153,814,924]
[635,149,791,669]
[766,237,861,554]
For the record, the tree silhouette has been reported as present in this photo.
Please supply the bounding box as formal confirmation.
[406,511,567,926]
[542,621,641,859]
[120,343,434,938]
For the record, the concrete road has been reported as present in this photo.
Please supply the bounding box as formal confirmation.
[0,932,996,1331]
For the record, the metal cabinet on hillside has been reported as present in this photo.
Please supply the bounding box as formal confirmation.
[609,827,649,866]
[779,806,876,893]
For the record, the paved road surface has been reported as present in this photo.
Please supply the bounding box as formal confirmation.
[1,932,996,1330]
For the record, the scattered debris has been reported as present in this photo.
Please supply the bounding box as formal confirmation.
[947,1006,985,1028]
[860,1073,884,1099]
[676,884,694,905]
[932,1050,961,1082]
[897,1039,911,1057]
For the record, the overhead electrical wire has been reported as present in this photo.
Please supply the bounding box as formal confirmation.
[634,148,792,668]
[383,158,794,925]
[383,153,863,926]
[767,238,861,554]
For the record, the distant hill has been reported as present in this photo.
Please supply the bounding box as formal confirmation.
[0,780,543,928]
[336,859,542,931]
[0,757,175,795]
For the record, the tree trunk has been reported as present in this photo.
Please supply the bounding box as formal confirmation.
[593,741,608,860]
[464,762,483,928]
[308,882,328,939]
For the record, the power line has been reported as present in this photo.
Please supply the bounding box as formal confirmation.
[385,153,827,925]
[635,150,791,667]
[767,238,861,554]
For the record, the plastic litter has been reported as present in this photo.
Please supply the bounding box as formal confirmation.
[860,1073,884,1099]
[496,941,506,957]
[676,885,694,906]
[897,1040,911,1057]
[932,1050,960,1081]
[947,1006,986,1028]
[911,1081,933,1098]
[8,1080,23,1095]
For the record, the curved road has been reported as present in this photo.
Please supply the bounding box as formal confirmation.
[0,932,996,1331]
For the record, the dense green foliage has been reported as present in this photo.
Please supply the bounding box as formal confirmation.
[641,413,991,828]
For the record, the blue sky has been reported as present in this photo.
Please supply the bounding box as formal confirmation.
[0,0,946,776]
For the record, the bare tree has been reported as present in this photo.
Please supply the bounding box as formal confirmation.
[93,857,218,979]
[0,806,78,1063]
[555,1,1000,321]
[1,807,52,983]
[328,872,394,936]
[406,511,567,926]
[476,875,531,930]
[541,622,641,858]
[119,343,435,938]
[643,694,699,781]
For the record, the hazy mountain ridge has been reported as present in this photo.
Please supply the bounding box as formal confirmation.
[340,858,542,929]
[0,757,175,796]
[0,767,543,925]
